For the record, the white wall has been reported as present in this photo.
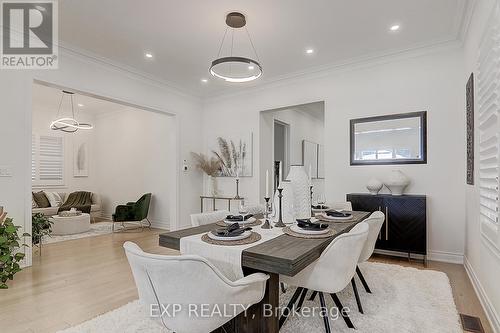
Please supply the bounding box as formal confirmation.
[463,0,500,331]
[0,49,203,266]
[93,108,176,229]
[31,104,97,193]
[203,46,465,263]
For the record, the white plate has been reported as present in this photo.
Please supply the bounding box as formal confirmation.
[223,217,257,225]
[319,213,352,221]
[207,230,252,241]
[291,224,330,235]
[312,207,330,213]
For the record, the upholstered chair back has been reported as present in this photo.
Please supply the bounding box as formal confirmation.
[358,211,385,263]
[190,210,230,226]
[123,242,268,333]
[329,202,353,211]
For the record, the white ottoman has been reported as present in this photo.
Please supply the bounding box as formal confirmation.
[50,213,91,235]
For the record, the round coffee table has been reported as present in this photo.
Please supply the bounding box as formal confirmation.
[50,213,91,235]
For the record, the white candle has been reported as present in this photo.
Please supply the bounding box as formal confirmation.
[309,164,312,184]
[265,170,269,198]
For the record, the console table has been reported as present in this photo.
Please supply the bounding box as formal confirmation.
[347,193,427,262]
[200,196,245,212]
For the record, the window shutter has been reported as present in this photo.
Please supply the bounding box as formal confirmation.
[38,135,64,183]
[478,4,500,226]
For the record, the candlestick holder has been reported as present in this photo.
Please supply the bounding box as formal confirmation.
[261,197,272,229]
[275,188,286,228]
[310,185,314,217]
[234,178,240,199]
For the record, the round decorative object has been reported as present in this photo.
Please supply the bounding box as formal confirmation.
[286,165,311,219]
[216,218,262,227]
[290,224,330,235]
[201,231,261,246]
[50,213,90,235]
[283,226,338,239]
[384,170,410,196]
[366,178,383,195]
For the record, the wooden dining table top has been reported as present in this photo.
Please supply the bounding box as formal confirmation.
[158,210,371,277]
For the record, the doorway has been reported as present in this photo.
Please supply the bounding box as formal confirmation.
[273,120,290,191]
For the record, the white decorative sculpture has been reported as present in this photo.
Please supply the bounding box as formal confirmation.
[366,178,383,195]
[286,165,311,219]
[384,170,410,195]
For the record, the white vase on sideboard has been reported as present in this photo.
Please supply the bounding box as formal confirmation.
[286,165,311,219]
[384,170,410,196]
[366,178,383,195]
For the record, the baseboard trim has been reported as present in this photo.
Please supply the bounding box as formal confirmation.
[427,250,464,264]
[464,256,500,333]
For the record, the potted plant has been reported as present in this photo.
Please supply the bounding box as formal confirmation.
[32,213,53,246]
[191,152,222,196]
[0,216,30,289]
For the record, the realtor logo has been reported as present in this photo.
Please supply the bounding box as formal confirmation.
[1,1,58,69]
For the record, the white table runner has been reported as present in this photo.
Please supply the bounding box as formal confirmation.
[180,222,284,281]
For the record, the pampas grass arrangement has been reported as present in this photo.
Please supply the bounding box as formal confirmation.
[191,153,221,176]
[212,137,247,176]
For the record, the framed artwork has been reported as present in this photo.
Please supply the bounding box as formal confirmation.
[73,140,89,177]
[211,133,253,177]
[466,73,474,185]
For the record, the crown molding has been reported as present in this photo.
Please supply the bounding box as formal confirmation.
[204,38,462,104]
[57,41,201,102]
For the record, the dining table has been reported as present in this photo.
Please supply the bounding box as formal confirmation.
[158,210,370,333]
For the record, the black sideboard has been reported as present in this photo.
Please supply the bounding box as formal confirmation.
[346,193,427,260]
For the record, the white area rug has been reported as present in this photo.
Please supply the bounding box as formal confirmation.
[57,262,461,333]
[42,222,113,244]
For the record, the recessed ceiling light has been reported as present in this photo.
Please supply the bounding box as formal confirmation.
[77,103,84,107]
[248,65,255,70]
[390,25,400,31]
[306,49,314,54]
[144,52,153,59]
[201,78,208,83]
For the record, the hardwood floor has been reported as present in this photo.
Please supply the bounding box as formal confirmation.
[1,227,492,333]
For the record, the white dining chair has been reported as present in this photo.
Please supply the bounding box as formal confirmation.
[328,201,353,211]
[280,222,369,332]
[190,210,230,226]
[352,211,385,313]
[123,241,269,333]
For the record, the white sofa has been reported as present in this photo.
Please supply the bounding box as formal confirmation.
[32,192,102,221]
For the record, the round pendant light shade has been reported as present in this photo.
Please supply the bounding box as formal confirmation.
[50,91,93,133]
[210,12,262,83]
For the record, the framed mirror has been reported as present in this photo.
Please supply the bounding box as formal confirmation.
[350,111,427,165]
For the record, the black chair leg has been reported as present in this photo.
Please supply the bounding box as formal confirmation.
[309,290,318,301]
[356,266,372,294]
[296,288,308,311]
[351,278,364,314]
[279,287,303,328]
[280,282,287,293]
[330,293,355,329]
[318,292,331,333]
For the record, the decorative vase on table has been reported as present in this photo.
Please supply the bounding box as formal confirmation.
[384,170,410,196]
[366,178,383,195]
[207,175,219,196]
[286,165,311,219]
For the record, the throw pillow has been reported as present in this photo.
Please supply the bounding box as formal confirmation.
[32,191,50,208]
[44,191,63,207]
[32,194,38,208]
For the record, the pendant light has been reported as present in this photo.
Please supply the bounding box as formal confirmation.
[50,91,93,133]
[209,12,262,83]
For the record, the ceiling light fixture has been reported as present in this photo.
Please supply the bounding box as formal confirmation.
[145,52,153,59]
[306,48,314,54]
[50,91,93,133]
[209,12,262,83]
[390,25,400,31]
[77,103,84,107]
[201,78,208,83]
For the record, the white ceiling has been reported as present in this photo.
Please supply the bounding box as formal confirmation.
[59,0,468,97]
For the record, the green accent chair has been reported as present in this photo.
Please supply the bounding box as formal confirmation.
[112,193,152,232]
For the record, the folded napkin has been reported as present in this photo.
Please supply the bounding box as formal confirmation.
[226,214,254,221]
[211,223,252,237]
[312,204,329,210]
[296,219,328,230]
[326,210,352,218]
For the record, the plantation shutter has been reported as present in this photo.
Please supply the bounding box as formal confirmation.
[478,4,500,226]
[31,134,65,186]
